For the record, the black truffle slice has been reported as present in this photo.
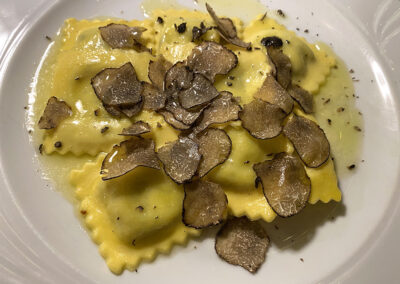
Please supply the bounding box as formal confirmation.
[38,96,72,129]
[287,84,313,114]
[148,55,173,90]
[196,128,232,177]
[99,23,149,52]
[120,121,151,136]
[183,180,228,229]
[164,61,194,91]
[205,4,251,48]
[119,100,143,118]
[103,104,123,117]
[254,74,293,114]
[158,110,191,130]
[194,91,241,133]
[186,41,238,82]
[91,62,143,107]
[192,22,211,41]
[157,137,201,184]
[165,92,208,125]
[239,99,287,139]
[178,74,219,109]
[253,153,311,217]
[283,115,330,168]
[101,137,160,180]
[142,82,167,111]
[268,47,292,89]
[215,217,270,273]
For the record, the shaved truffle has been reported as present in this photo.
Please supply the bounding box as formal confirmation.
[187,41,238,82]
[101,137,160,180]
[91,62,143,108]
[178,74,219,109]
[283,115,330,168]
[165,93,208,125]
[183,180,228,228]
[148,55,173,90]
[215,217,269,273]
[103,99,144,118]
[254,74,293,114]
[287,84,313,114]
[164,62,194,91]
[268,47,292,89]
[120,121,151,136]
[99,23,149,52]
[196,128,232,177]
[239,99,287,139]
[206,4,251,48]
[158,110,191,130]
[119,100,143,118]
[194,91,241,133]
[253,153,311,217]
[103,104,123,117]
[192,22,211,41]
[142,82,166,111]
[157,137,201,183]
[38,97,72,129]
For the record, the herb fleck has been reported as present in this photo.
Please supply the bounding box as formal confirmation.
[39,144,44,154]
[347,164,356,170]
[157,17,164,24]
[323,98,331,105]
[277,9,285,17]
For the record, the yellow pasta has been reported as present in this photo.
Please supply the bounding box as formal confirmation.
[70,154,200,274]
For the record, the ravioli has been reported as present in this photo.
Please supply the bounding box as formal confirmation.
[32,7,348,275]
[70,154,200,274]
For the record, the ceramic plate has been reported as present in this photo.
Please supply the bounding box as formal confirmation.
[0,0,399,283]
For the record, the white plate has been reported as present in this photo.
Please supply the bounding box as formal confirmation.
[0,0,400,283]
